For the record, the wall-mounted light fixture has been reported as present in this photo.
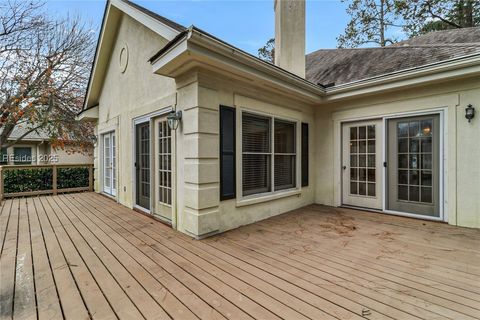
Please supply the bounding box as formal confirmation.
[167,110,182,130]
[465,104,475,123]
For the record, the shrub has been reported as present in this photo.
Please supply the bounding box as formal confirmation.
[4,168,53,193]
[3,166,90,193]
[57,167,89,189]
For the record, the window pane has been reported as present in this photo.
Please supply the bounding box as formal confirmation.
[14,147,32,164]
[242,113,270,153]
[0,147,7,164]
[242,154,271,196]
[274,120,295,153]
[274,155,295,190]
[368,183,375,196]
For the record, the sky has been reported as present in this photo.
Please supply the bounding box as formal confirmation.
[44,0,353,55]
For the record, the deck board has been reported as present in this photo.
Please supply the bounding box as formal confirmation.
[1,192,479,320]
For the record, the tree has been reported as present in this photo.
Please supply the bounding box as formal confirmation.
[397,0,480,36]
[337,0,403,48]
[0,0,95,152]
[258,38,275,63]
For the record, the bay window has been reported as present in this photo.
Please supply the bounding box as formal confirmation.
[242,112,297,197]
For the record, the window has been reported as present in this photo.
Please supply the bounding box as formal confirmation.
[220,106,236,200]
[242,112,297,197]
[13,147,32,165]
[0,147,7,165]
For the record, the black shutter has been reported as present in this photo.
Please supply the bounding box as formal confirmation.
[220,106,236,200]
[301,122,309,187]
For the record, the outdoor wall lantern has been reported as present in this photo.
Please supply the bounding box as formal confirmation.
[167,110,182,130]
[465,104,475,123]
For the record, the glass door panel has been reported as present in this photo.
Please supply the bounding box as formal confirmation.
[154,117,173,222]
[387,115,440,217]
[135,122,151,210]
[103,132,116,196]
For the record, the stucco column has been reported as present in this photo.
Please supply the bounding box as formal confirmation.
[176,77,220,238]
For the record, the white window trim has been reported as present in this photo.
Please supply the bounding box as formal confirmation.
[236,108,301,207]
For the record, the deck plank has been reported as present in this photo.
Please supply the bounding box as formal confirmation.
[71,194,327,320]
[26,197,62,320]
[0,199,19,319]
[39,196,141,320]
[56,193,221,320]
[43,196,170,320]
[4,192,480,320]
[32,197,92,320]
[13,199,36,320]
[67,194,254,320]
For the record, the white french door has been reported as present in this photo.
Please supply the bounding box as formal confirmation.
[342,120,383,210]
[103,131,116,196]
[153,117,173,222]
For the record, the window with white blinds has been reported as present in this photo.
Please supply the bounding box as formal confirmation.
[242,112,297,197]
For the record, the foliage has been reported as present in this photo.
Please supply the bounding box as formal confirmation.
[338,0,480,48]
[337,0,402,47]
[4,168,53,193]
[258,38,275,63]
[396,0,480,36]
[3,167,89,193]
[57,167,89,189]
[0,0,96,152]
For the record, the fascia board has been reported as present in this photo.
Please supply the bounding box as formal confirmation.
[111,0,180,41]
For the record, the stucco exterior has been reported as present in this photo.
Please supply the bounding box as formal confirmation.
[84,0,480,239]
[314,77,480,228]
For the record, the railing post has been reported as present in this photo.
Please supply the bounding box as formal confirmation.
[0,167,3,201]
[88,165,93,192]
[52,165,57,195]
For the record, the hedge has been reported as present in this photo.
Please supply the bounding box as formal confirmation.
[3,167,89,193]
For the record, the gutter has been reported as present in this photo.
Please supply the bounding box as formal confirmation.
[150,26,480,103]
[150,26,326,100]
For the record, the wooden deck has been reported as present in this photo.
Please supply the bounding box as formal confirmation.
[1,193,479,320]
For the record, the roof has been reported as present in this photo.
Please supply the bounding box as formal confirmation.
[3,126,50,141]
[392,27,480,46]
[121,0,186,33]
[306,27,480,86]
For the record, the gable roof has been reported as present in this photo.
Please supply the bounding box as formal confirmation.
[306,27,480,86]
[82,0,185,110]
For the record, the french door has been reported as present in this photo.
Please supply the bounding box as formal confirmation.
[135,122,151,210]
[387,115,440,217]
[103,131,116,196]
[342,114,442,219]
[342,120,383,209]
[153,117,173,222]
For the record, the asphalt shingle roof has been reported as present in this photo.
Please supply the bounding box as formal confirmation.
[306,27,480,86]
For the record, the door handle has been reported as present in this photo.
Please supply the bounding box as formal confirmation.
[383,162,387,168]
[343,165,347,170]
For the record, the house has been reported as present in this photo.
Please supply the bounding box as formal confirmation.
[78,0,480,238]
[0,126,94,165]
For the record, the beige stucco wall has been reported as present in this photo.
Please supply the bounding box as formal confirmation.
[174,71,316,237]
[95,14,176,207]
[315,76,480,229]
[49,146,94,165]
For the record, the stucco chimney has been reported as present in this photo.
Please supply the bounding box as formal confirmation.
[274,0,306,78]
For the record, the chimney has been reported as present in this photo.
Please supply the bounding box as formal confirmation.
[274,0,306,78]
